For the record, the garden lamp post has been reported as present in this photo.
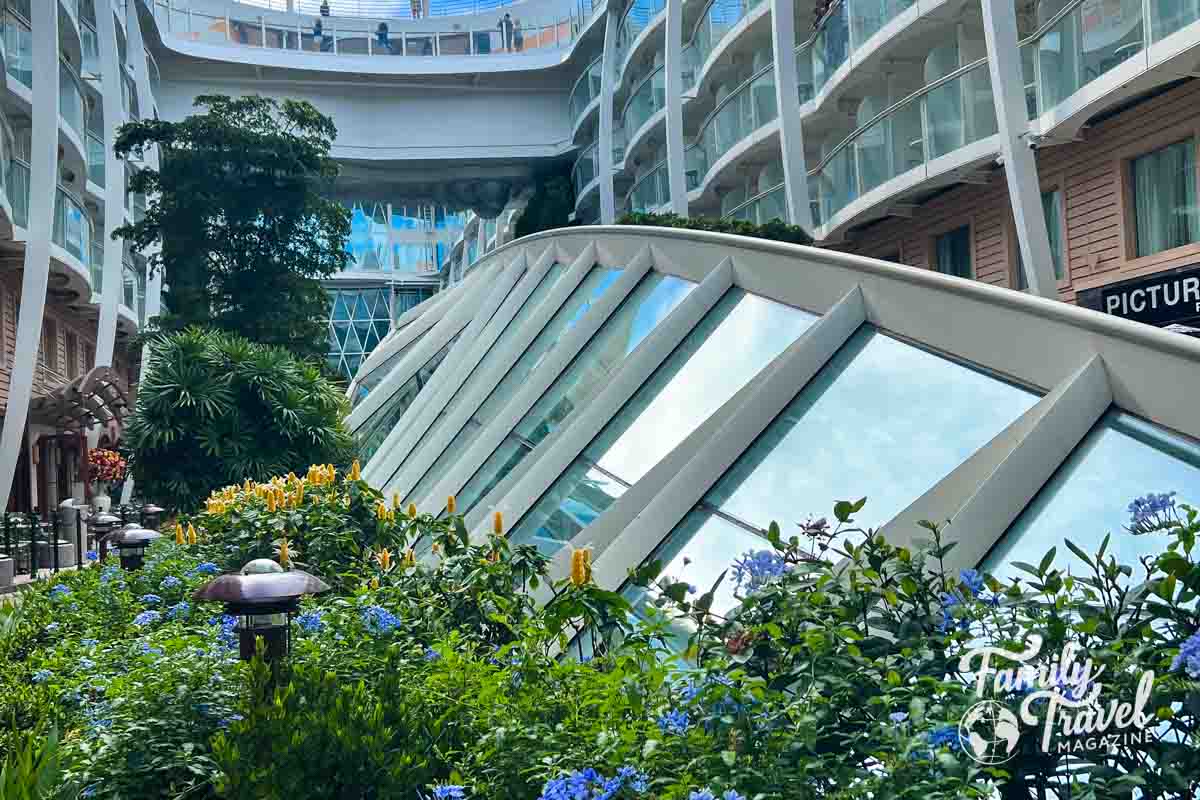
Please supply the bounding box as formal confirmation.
[108,526,162,571]
[193,559,330,664]
[88,512,121,562]
[141,504,165,530]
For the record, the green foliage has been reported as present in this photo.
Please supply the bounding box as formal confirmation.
[3,463,1197,800]
[0,727,72,800]
[114,94,351,361]
[616,212,813,246]
[514,168,577,239]
[123,328,354,512]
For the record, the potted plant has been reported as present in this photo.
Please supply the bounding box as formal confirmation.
[86,448,126,512]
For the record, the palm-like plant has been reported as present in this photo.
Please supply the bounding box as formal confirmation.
[124,327,355,511]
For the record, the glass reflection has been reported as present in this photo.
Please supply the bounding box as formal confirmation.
[511,290,816,556]
[401,266,620,499]
[351,328,430,409]
[636,326,1038,620]
[984,410,1200,578]
[455,273,697,516]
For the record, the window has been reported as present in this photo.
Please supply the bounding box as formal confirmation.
[1131,138,1198,257]
[85,343,95,372]
[42,319,57,372]
[1015,189,1065,290]
[65,331,78,379]
[934,225,972,278]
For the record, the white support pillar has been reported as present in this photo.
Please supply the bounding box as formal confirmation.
[598,5,620,224]
[770,0,813,231]
[663,0,688,216]
[125,0,163,336]
[981,0,1057,298]
[0,0,59,505]
[475,216,488,259]
[94,0,125,367]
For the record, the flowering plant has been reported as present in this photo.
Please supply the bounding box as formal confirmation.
[86,448,126,484]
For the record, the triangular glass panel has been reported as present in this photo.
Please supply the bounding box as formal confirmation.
[332,321,351,350]
[372,321,390,342]
[326,354,342,375]
[344,325,363,353]
[362,325,380,353]
[331,293,351,321]
[353,293,371,321]
[345,354,363,375]
[353,321,373,352]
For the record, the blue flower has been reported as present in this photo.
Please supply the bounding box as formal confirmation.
[167,601,191,620]
[80,658,95,670]
[92,719,112,730]
[188,562,219,576]
[32,669,52,684]
[86,550,98,561]
[959,568,984,596]
[139,641,163,656]
[141,594,162,606]
[361,605,401,634]
[99,566,121,584]
[81,638,98,648]
[657,708,690,736]
[160,576,182,591]
[46,623,60,634]
[296,611,325,633]
[538,767,648,800]
[1171,630,1200,678]
[218,713,244,729]
[133,610,161,627]
[82,785,98,798]
[722,792,746,800]
[689,792,715,800]
[49,584,71,600]
[927,725,961,751]
[730,549,788,594]
[889,711,909,724]
[430,785,465,800]
[1128,491,1178,530]
[423,646,441,662]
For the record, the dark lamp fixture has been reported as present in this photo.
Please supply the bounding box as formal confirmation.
[108,526,162,571]
[89,512,122,561]
[193,560,330,663]
[142,504,166,530]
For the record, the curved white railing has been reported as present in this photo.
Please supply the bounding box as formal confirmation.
[4,9,32,89]
[572,141,598,200]
[148,0,576,56]
[807,58,997,228]
[723,183,785,224]
[59,60,87,139]
[621,64,664,148]
[685,62,777,195]
[53,186,93,269]
[626,158,668,213]
[613,0,665,78]
[7,159,30,229]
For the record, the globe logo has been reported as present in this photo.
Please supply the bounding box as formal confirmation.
[959,701,1021,765]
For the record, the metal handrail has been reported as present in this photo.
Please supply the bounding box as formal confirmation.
[620,62,664,126]
[693,58,774,141]
[722,181,784,219]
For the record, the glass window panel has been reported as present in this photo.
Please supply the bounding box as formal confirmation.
[636,327,1038,619]
[352,329,429,408]
[401,266,619,498]
[1133,138,1198,258]
[935,225,972,279]
[983,410,1200,578]
[454,272,696,515]
[511,290,816,556]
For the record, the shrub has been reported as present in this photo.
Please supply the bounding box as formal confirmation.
[123,328,354,512]
[616,212,812,246]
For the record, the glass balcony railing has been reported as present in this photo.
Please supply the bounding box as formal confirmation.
[724,184,787,224]
[81,22,101,75]
[627,160,670,213]
[90,242,104,293]
[60,61,86,138]
[849,0,915,50]
[614,0,666,75]
[682,42,700,91]
[689,0,765,81]
[685,65,778,193]
[573,141,599,198]
[808,59,997,227]
[136,268,147,324]
[7,159,30,229]
[569,57,603,126]
[151,2,575,57]
[796,41,814,103]
[4,13,32,88]
[812,1,849,92]
[53,187,92,266]
[621,65,666,141]
[87,133,105,185]
[1153,0,1200,38]
[122,260,136,310]
[146,49,162,98]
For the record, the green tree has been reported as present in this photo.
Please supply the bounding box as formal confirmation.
[123,327,354,512]
[114,94,350,361]
[514,167,577,238]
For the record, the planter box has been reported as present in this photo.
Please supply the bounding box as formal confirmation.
[0,556,11,588]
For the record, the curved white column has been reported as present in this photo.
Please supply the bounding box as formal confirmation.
[0,0,60,504]
[770,0,812,231]
[94,0,126,366]
[126,0,162,333]
[982,0,1056,298]
[663,0,687,216]
[598,5,619,223]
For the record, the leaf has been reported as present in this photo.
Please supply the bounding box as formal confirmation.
[1064,539,1095,569]
[1039,547,1058,575]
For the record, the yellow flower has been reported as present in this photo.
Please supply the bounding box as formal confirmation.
[369,576,379,590]
[327,464,336,483]
[267,493,277,513]
[278,538,291,568]
[402,548,416,568]
[376,502,387,521]
[407,503,418,520]
[187,522,198,545]
[376,548,393,571]
[349,459,361,481]
[446,495,457,515]
[570,547,592,587]
[244,479,251,493]
[431,543,440,556]
[387,508,395,522]
[175,522,185,546]
[392,492,401,510]
[493,511,504,536]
